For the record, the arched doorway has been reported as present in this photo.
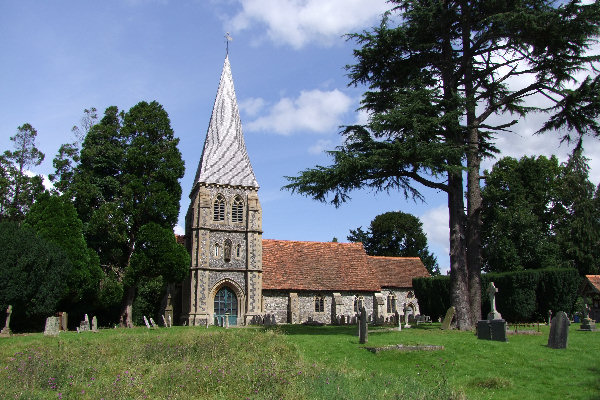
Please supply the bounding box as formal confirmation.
[214,286,238,326]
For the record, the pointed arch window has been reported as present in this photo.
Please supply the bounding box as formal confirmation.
[231,196,244,223]
[213,194,225,221]
[214,243,221,258]
[235,244,241,258]
[315,295,325,313]
[224,239,232,263]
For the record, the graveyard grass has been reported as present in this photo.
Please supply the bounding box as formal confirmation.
[0,324,598,399]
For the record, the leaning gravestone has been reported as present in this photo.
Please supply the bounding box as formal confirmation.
[44,316,60,337]
[359,306,368,344]
[143,316,151,329]
[548,311,569,349]
[441,306,455,330]
[150,318,158,329]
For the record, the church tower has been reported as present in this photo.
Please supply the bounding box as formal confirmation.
[182,56,263,326]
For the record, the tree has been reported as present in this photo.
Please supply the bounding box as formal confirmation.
[481,152,600,276]
[124,223,189,324]
[348,211,439,275]
[285,0,600,329]
[554,147,600,276]
[1,124,46,220]
[481,156,563,272]
[72,101,185,327]
[50,107,98,196]
[23,193,103,318]
[0,221,71,331]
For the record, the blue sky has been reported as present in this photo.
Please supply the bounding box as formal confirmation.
[1,0,598,273]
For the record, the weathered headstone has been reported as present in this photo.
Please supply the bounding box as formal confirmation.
[91,316,98,332]
[224,314,230,329]
[548,311,569,349]
[359,306,368,344]
[440,306,455,330]
[162,315,168,327]
[477,319,508,342]
[149,318,158,329]
[143,316,151,329]
[78,315,90,332]
[44,316,60,336]
[59,312,68,331]
[579,303,596,331]
[168,315,172,328]
[487,282,502,320]
[1,305,12,336]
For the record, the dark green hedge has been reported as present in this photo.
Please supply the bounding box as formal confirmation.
[412,275,452,321]
[413,268,581,322]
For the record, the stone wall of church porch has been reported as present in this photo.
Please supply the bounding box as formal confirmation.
[208,271,246,293]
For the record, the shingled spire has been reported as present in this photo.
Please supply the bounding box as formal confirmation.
[193,55,259,188]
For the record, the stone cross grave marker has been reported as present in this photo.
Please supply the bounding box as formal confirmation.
[1,305,12,336]
[359,306,368,344]
[441,306,455,330]
[78,315,90,332]
[143,316,151,329]
[548,311,569,349]
[44,316,60,336]
[487,282,502,320]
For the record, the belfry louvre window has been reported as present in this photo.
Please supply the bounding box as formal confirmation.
[231,196,244,223]
[213,195,225,221]
[315,296,325,313]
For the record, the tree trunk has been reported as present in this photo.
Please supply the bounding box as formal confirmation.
[448,170,471,330]
[120,286,135,328]
[461,2,482,326]
[466,128,482,326]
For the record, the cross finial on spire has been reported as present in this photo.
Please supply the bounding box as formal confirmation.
[225,32,233,55]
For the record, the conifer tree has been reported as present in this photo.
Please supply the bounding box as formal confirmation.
[286,0,600,329]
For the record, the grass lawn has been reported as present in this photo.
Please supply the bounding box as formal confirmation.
[0,323,598,399]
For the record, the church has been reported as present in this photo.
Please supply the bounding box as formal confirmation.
[179,56,429,327]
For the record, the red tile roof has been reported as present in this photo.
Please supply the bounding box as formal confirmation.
[585,275,600,294]
[262,239,381,291]
[175,234,186,246]
[369,256,430,288]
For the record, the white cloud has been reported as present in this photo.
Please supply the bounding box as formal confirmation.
[228,0,389,49]
[308,139,333,155]
[239,97,266,117]
[245,89,353,135]
[24,170,54,191]
[174,224,184,235]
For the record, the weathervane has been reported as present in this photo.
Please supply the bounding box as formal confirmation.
[225,32,233,55]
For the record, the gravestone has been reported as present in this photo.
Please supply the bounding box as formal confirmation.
[548,311,569,349]
[44,316,60,336]
[59,312,68,331]
[91,316,98,332]
[162,315,168,327]
[143,316,151,329]
[477,282,507,341]
[441,306,455,330]
[78,314,90,332]
[150,318,158,329]
[359,306,368,344]
[487,282,502,320]
[579,303,596,331]
[1,305,13,336]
